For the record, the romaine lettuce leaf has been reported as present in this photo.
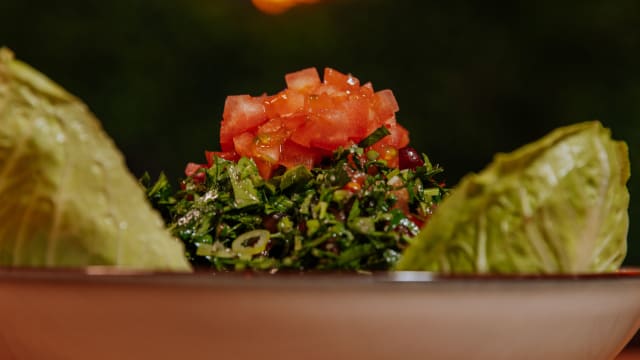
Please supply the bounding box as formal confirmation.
[397,121,630,274]
[0,48,191,271]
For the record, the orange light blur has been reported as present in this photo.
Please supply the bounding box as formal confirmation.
[252,0,321,15]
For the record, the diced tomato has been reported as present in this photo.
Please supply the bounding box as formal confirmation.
[195,67,411,179]
[254,118,293,162]
[361,82,374,94]
[387,121,410,148]
[185,162,206,177]
[341,96,372,140]
[254,141,282,163]
[279,141,324,169]
[220,136,234,152]
[260,114,306,137]
[324,68,360,91]
[373,90,399,119]
[311,135,354,152]
[363,119,407,169]
[285,68,321,92]
[281,112,307,131]
[311,96,372,146]
[265,89,305,118]
[257,117,289,137]
[193,172,206,184]
[315,83,342,97]
[233,132,257,158]
[185,162,207,183]
[253,157,276,179]
[291,112,351,151]
[288,126,312,147]
[205,151,239,166]
[220,95,268,150]
[364,108,383,136]
[305,92,334,113]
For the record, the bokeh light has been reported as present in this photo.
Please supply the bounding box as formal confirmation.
[252,0,321,14]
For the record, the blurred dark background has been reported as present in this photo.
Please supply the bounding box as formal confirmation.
[1,0,639,264]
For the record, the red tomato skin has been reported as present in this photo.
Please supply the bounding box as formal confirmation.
[185,162,205,177]
[373,89,400,119]
[285,68,321,92]
[205,151,239,166]
[185,162,207,183]
[220,136,234,152]
[372,117,410,149]
[220,95,268,150]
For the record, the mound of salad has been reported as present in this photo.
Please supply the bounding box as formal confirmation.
[145,67,630,274]
[143,67,448,271]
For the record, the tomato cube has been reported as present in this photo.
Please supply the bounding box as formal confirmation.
[220,95,268,149]
[324,67,360,91]
[265,89,305,118]
[233,132,257,158]
[280,141,324,169]
[285,68,321,92]
[205,151,239,166]
[185,162,206,177]
[373,89,400,119]
[253,157,276,179]
[382,118,410,148]
[211,67,411,177]
[281,112,308,131]
[341,96,371,139]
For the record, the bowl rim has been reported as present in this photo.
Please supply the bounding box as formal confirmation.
[0,266,639,287]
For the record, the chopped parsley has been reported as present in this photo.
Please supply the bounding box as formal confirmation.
[142,129,447,272]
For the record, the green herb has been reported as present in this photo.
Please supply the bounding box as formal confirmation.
[358,126,391,148]
[145,130,446,272]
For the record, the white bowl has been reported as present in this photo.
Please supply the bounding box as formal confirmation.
[0,268,639,360]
